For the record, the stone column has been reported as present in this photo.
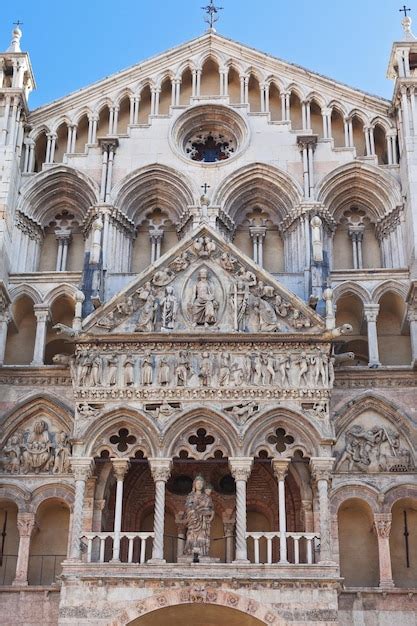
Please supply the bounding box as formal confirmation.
[12,513,36,586]
[364,305,381,368]
[249,224,267,266]
[111,458,130,562]
[149,458,172,563]
[408,309,417,366]
[310,457,335,564]
[31,306,50,366]
[68,458,94,560]
[272,459,290,563]
[374,513,394,588]
[0,301,10,365]
[229,457,253,563]
[175,512,186,559]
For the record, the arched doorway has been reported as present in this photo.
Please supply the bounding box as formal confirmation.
[128,604,266,626]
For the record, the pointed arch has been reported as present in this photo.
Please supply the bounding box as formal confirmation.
[112,164,195,225]
[213,162,303,225]
[346,108,370,126]
[163,408,239,459]
[0,394,74,447]
[73,106,93,126]
[9,284,43,306]
[43,283,78,307]
[17,164,98,225]
[332,281,372,306]
[316,161,402,221]
[371,280,408,303]
[242,408,322,458]
[83,406,159,458]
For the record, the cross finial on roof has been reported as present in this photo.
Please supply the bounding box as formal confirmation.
[7,20,23,52]
[202,0,223,31]
[13,20,23,27]
[400,5,411,17]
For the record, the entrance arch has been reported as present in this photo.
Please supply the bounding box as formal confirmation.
[115,587,281,625]
[128,604,266,626]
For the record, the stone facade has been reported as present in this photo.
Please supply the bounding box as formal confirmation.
[0,15,416,626]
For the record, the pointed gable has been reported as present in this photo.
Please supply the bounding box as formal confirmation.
[83,225,325,336]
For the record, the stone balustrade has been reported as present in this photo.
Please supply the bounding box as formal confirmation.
[246,531,320,565]
[82,532,154,564]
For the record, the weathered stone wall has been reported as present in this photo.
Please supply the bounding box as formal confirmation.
[0,588,60,626]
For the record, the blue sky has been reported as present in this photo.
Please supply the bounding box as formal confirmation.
[0,0,409,108]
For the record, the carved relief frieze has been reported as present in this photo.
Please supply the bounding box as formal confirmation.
[73,341,332,402]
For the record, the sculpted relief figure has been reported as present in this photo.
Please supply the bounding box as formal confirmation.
[141,352,153,385]
[3,432,23,473]
[123,354,135,386]
[107,354,119,386]
[231,279,250,332]
[21,420,53,474]
[224,401,259,423]
[135,282,157,332]
[152,267,175,287]
[170,251,190,273]
[53,432,71,474]
[191,269,218,327]
[175,351,190,386]
[337,424,414,473]
[158,357,171,386]
[160,286,178,330]
[193,237,216,258]
[184,475,214,557]
[199,351,212,387]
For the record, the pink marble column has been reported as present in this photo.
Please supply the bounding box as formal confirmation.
[374,513,395,588]
[13,512,36,586]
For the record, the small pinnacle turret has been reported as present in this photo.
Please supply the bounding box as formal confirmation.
[6,23,22,53]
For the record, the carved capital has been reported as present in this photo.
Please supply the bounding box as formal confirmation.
[70,457,94,482]
[364,305,380,323]
[149,458,172,483]
[310,457,335,483]
[271,458,290,481]
[111,458,130,481]
[33,305,50,323]
[407,308,417,323]
[297,134,318,151]
[16,513,36,538]
[374,513,392,539]
[229,457,253,482]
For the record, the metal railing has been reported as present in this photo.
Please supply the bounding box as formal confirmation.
[246,532,320,565]
[82,532,154,564]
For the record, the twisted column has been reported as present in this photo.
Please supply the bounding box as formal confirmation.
[69,458,94,560]
[229,457,253,562]
[149,458,172,563]
[310,457,335,564]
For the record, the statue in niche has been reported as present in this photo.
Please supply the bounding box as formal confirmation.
[191,268,218,327]
[3,432,23,473]
[107,354,118,386]
[135,282,157,332]
[175,351,190,386]
[231,279,250,331]
[52,432,71,474]
[199,351,212,387]
[123,354,135,386]
[158,357,171,386]
[193,237,216,258]
[152,267,175,287]
[141,352,153,385]
[21,420,53,474]
[160,285,178,330]
[184,475,214,557]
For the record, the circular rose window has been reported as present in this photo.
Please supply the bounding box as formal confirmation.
[171,104,249,165]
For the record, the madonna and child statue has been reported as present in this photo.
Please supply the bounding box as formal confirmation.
[183,475,215,559]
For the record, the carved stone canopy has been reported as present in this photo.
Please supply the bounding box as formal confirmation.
[82,225,325,336]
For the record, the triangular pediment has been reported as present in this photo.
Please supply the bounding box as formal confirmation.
[83,225,325,337]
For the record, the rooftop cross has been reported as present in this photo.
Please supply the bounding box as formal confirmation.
[202,0,223,30]
[400,5,411,17]
[13,20,23,27]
